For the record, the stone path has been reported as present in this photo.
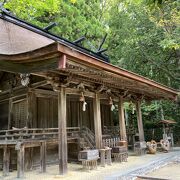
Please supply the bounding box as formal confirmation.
[105,148,180,180]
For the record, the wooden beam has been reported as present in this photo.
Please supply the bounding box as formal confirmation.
[58,54,67,69]
[58,87,68,175]
[58,43,178,100]
[0,58,59,73]
[33,88,58,96]
[118,96,127,141]
[62,70,170,100]
[30,80,49,89]
[136,100,145,142]
[93,93,102,149]
[66,88,95,98]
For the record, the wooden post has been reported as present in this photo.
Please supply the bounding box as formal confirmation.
[8,98,13,129]
[32,92,37,128]
[136,100,145,142]
[3,145,10,176]
[58,87,68,175]
[118,96,127,141]
[27,91,35,128]
[40,141,46,173]
[93,93,102,149]
[99,149,105,167]
[17,145,25,178]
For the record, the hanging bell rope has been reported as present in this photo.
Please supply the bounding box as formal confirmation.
[109,96,115,111]
[82,101,87,111]
[109,96,113,105]
[129,101,135,114]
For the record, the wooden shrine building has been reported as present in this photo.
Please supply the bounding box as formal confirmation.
[0,10,179,177]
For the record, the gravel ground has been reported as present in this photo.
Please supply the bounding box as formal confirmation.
[0,147,179,180]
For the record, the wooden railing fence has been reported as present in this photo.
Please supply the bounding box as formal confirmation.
[102,137,120,148]
[0,127,80,142]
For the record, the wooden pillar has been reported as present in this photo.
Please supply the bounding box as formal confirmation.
[3,145,10,176]
[17,145,25,178]
[27,91,35,128]
[40,141,46,173]
[32,92,37,128]
[93,93,102,149]
[136,100,145,142]
[8,98,13,129]
[118,96,127,141]
[58,87,68,175]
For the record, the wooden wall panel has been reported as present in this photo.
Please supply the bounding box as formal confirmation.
[27,92,95,130]
[66,96,94,130]
[101,104,113,128]
[52,98,58,127]
[37,97,48,128]
[36,97,58,128]
[0,101,9,130]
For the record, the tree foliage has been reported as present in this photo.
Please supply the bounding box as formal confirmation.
[107,0,180,88]
[106,0,179,135]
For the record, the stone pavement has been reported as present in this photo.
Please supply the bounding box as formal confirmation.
[105,147,180,180]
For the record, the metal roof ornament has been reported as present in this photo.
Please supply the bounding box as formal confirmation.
[43,22,57,31]
[73,36,86,45]
[0,1,11,14]
[96,33,109,62]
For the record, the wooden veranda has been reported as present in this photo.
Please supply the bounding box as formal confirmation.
[0,10,179,177]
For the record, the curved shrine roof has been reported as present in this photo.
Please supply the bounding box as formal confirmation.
[0,12,179,101]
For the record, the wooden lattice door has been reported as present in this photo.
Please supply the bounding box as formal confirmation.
[12,99,27,128]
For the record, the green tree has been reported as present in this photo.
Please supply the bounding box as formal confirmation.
[107,0,179,88]
[107,0,180,139]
